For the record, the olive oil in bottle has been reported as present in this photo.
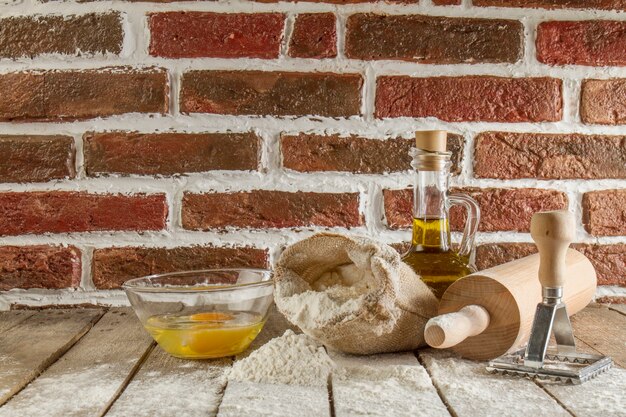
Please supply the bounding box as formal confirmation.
[403,218,473,299]
[401,131,480,299]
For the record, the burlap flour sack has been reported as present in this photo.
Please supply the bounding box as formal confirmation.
[274,233,439,355]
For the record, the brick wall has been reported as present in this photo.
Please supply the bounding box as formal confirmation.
[0,0,625,308]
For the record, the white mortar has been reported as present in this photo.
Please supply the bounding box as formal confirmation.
[0,0,624,309]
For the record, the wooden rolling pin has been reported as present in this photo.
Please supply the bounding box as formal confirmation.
[424,223,596,361]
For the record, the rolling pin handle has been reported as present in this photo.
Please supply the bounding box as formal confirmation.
[424,305,490,349]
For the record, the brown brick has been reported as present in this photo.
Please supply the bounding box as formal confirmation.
[0,192,167,236]
[474,131,626,180]
[84,132,259,176]
[581,79,626,125]
[346,14,522,64]
[10,303,106,310]
[0,135,75,183]
[289,13,337,59]
[255,0,417,3]
[474,0,626,10]
[573,244,626,286]
[276,0,419,2]
[92,246,269,289]
[0,68,167,122]
[595,296,626,304]
[281,133,463,174]
[149,12,284,59]
[182,191,362,229]
[0,246,81,290]
[384,187,568,232]
[432,0,462,4]
[0,13,123,59]
[537,21,626,67]
[376,76,562,122]
[582,190,626,236]
[476,242,626,287]
[391,241,412,255]
[475,243,537,271]
[180,70,362,117]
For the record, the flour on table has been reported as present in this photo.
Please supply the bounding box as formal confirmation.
[420,350,571,417]
[331,353,450,417]
[227,330,334,387]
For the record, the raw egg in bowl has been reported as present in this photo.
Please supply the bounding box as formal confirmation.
[123,269,273,359]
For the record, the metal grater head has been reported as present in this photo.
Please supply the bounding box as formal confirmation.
[487,300,613,384]
[488,348,613,384]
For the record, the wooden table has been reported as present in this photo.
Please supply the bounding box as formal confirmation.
[0,304,624,417]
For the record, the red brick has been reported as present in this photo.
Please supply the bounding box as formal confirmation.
[573,244,626,286]
[281,133,463,174]
[181,70,362,117]
[476,243,537,271]
[0,192,167,236]
[0,68,168,122]
[537,21,626,67]
[84,132,259,176]
[92,246,269,289]
[0,12,123,59]
[376,76,562,122]
[474,0,626,10]
[0,246,81,290]
[0,135,75,183]
[289,13,337,59]
[149,12,284,59]
[580,79,626,125]
[346,14,522,63]
[474,131,626,179]
[384,187,568,232]
[433,0,462,4]
[182,191,362,229]
[582,190,626,236]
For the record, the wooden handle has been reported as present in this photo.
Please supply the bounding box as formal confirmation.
[530,210,575,288]
[424,305,490,349]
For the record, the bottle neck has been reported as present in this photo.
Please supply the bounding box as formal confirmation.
[414,168,450,219]
[412,167,451,250]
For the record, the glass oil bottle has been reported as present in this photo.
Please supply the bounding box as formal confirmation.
[401,131,480,299]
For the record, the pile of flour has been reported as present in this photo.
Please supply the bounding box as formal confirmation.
[228,330,335,387]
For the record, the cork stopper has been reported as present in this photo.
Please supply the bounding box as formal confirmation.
[415,130,447,153]
[412,130,451,171]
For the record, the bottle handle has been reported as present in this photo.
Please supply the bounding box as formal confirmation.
[447,193,480,258]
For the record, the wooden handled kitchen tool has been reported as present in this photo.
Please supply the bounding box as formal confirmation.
[424,215,596,361]
[487,210,612,384]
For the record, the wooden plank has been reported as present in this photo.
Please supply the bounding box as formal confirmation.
[571,304,626,368]
[0,311,35,333]
[218,381,329,417]
[608,304,626,316]
[218,307,330,417]
[0,309,103,406]
[330,351,450,417]
[541,367,626,417]
[419,350,571,417]
[106,348,230,417]
[0,308,153,417]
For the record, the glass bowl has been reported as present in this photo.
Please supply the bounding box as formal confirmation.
[123,269,273,359]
